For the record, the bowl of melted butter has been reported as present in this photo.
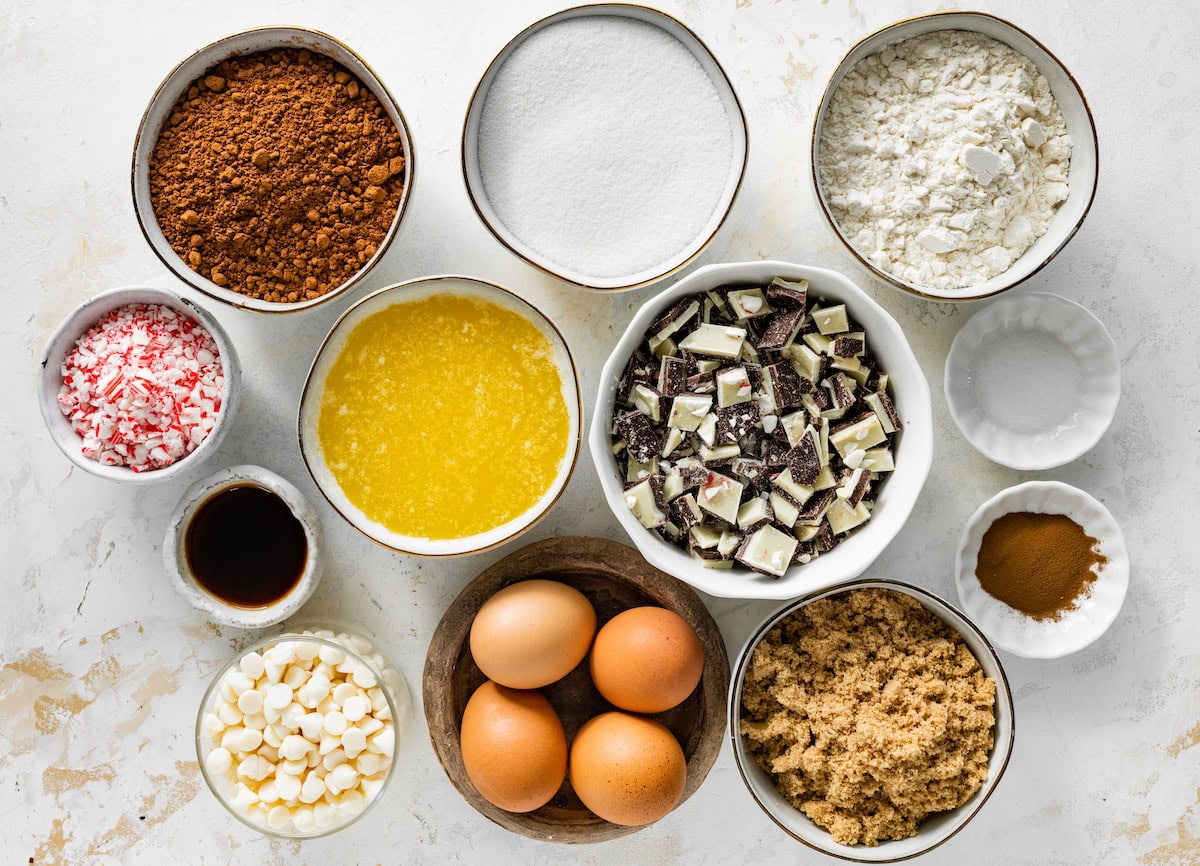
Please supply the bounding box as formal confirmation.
[298,276,581,555]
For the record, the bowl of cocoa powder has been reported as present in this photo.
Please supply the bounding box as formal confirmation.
[132,27,415,313]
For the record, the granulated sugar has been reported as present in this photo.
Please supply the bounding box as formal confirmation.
[973,330,1081,434]
[476,16,735,282]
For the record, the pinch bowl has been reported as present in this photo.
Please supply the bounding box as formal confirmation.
[590,260,932,601]
[38,285,241,484]
[298,275,582,556]
[163,464,323,628]
[132,25,416,314]
[729,578,1015,861]
[944,291,1120,470]
[811,11,1099,301]
[955,480,1129,658]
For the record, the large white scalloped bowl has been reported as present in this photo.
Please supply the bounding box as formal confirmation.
[944,292,1120,470]
[589,260,933,601]
[955,480,1129,658]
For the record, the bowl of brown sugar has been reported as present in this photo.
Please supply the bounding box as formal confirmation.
[955,480,1129,658]
[133,27,415,313]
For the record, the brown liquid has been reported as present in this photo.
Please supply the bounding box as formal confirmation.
[185,484,307,608]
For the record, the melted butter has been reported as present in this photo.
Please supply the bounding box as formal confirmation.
[317,293,570,540]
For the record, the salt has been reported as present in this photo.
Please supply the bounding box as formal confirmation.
[973,330,1082,434]
[476,16,735,281]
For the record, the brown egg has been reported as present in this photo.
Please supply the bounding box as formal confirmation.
[589,606,704,713]
[569,711,686,826]
[459,680,567,813]
[470,579,597,689]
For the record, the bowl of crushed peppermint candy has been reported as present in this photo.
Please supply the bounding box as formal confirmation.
[589,260,932,600]
[812,12,1098,301]
[39,286,241,482]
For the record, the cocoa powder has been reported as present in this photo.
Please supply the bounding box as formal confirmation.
[148,48,407,304]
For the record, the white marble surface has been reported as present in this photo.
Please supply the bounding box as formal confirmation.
[3,1,1198,863]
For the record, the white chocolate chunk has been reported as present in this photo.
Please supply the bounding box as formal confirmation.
[632,384,663,422]
[736,525,798,577]
[623,477,666,529]
[860,447,895,472]
[697,471,744,524]
[678,323,746,358]
[737,497,771,529]
[696,413,718,447]
[829,415,887,459]
[812,305,849,335]
[826,499,872,534]
[667,393,712,431]
[661,427,686,458]
[716,366,753,407]
[773,468,814,505]
[769,491,800,528]
[787,344,823,381]
[727,289,771,319]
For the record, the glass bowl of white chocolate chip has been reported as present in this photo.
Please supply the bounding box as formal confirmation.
[196,628,410,838]
[811,12,1098,301]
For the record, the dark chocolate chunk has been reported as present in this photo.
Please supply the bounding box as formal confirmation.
[732,457,770,491]
[651,299,700,339]
[760,439,790,468]
[658,356,689,397]
[831,411,876,436]
[871,388,904,432]
[756,307,805,351]
[796,489,835,522]
[826,373,857,411]
[832,335,864,358]
[715,402,760,444]
[686,371,715,393]
[614,411,663,464]
[839,468,871,509]
[668,494,702,530]
[785,430,821,485]
[763,361,806,409]
[812,521,836,553]
[676,463,709,491]
[792,541,816,563]
[766,276,808,309]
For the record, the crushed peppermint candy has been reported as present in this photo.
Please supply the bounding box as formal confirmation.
[57,302,224,472]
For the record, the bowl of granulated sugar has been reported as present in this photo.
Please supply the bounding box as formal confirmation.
[812,12,1098,301]
[463,5,748,291]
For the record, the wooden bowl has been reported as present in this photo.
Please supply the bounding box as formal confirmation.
[423,535,730,843]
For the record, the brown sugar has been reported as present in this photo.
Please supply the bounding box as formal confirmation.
[148,48,407,304]
[740,588,996,847]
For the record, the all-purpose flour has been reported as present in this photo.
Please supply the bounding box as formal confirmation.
[477,17,735,282]
[819,31,1072,291]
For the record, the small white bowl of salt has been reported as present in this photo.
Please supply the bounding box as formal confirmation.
[461,4,748,291]
[944,292,1120,470]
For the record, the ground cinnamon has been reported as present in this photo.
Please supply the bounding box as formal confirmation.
[148,48,407,303]
[975,511,1107,620]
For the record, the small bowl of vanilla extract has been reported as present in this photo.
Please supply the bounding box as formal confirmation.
[164,465,323,627]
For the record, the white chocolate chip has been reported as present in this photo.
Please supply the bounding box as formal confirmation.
[206,747,233,776]
[323,711,348,736]
[342,695,370,722]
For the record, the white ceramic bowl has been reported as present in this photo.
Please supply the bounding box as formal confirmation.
[812,11,1099,301]
[298,275,582,556]
[462,4,748,291]
[955,480,1129,658]
[944,292,1120,470]
[163,465,323,628]
[132,26,416,314]
[589,260,933,600]
[729,579,1015,861]
[39,286,241,483]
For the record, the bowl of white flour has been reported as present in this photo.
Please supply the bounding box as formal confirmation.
[812,12,1098,301]
[462,5,748,291]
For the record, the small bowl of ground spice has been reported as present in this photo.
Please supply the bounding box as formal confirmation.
[812,12,1098,301]
[955,480,1129,658]
[38,286,241,482]
[133,27,415,313]
[730,580,1014,860]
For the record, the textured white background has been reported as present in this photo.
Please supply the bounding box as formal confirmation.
[2,0,1198,863]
